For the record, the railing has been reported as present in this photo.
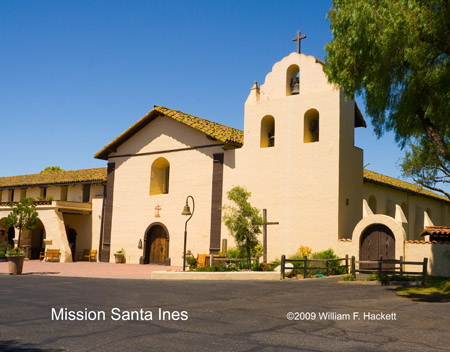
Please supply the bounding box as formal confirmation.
[280,255,349,280]
[350,256,428,284]
[0,200,52,206]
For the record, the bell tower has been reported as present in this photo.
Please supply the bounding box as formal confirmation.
[233,32,365,258]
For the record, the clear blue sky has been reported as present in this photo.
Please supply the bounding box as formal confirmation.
[0,0,407,183]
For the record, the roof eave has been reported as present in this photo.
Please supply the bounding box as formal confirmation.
[94,109,162,160]
[363,177,450,203]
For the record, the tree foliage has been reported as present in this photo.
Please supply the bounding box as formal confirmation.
[5,197,39,249]
[40,166,64,173]
[324,0,450,197]
[222,186,264,269]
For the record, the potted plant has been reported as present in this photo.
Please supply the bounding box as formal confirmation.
[5,198,39,275]
[114,248,126,263]
[6,247,26,274]
[188,257,198,270]
[183,250,196,268]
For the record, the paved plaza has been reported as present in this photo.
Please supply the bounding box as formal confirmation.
[1,272,449,351]
[0,260,181,280]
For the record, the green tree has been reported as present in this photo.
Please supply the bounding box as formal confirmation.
[5,197,39,249]
[324,0,450,197]
[222,186,264,269]
[40,166,64,173]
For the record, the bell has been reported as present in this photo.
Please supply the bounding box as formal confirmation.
[291,79,299,95]
[181,204,192,216]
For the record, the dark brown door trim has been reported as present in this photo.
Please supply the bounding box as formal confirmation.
[209,153,224,254]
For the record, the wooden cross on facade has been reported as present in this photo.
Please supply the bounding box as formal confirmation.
[292,30,307,54]
[263,209,279,263]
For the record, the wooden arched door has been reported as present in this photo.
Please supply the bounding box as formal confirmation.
[144,224,169,264]
[360,224,395,269]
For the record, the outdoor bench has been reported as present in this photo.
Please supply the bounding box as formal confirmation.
[39,249,61,262]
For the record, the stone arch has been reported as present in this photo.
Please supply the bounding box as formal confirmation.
[150,157,170,195]
[304,109,319,143]
[260,115,275,148]
[351,214,406,260]
[142,222,170,265]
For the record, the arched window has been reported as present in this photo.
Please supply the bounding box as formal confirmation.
[304,109,319,143]
[260,115,275,148]
[286,64,300,96]
[368,195,377,214]
[150,158,170,195]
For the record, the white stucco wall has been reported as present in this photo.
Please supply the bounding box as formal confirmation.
[405,242,450,277]
[107,116,226,265]
[363,182,450,240]
[222,53,362,260]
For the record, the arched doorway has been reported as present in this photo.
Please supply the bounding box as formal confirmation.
[30,219,46,259]
[360,224,395,269]
[143,223,169,265]
[0,217,15,247]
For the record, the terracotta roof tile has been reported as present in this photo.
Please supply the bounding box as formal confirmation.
[420,226,450,237]
[0,168,107,189]
[363,170,449,203]
[95,106,244,160]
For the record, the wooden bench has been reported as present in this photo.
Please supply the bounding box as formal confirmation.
[39,249,61,262]
[84,249,97,262]
[197,254,226,267]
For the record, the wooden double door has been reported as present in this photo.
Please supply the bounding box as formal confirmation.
[144,225,168,264]
[360,224,395,269]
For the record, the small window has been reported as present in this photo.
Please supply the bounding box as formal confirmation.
[304,109,319,143]
[260,115,275,148]
[368,195,377,214]
[286,64,300,96]
[20,189,26,200]
[150,158,170,195]
[10,190,14,202]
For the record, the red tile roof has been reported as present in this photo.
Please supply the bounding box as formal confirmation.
[363,170,450,203]
[420,226,450,237]
[0,168,107,189]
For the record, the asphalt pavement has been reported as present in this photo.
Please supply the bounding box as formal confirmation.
[0,275,449,351]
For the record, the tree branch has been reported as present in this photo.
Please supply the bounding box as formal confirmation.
[414,177,450,200]
[417,108,449,159]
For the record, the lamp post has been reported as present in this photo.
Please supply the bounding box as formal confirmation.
[181,195,195,271]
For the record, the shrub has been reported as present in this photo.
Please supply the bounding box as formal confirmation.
[226,247,245,259]
[193,264,237,272]
[296,245,312,257]
[311,249,346,275]
[342,274,356,281]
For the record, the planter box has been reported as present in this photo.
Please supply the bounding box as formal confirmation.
[114,254,125,264]
[6,255,26,275]
[151,271,280,280]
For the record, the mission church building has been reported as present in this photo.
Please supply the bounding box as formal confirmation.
[1,44,450,275]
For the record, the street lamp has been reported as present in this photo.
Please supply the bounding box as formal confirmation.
[181,195,195,271]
